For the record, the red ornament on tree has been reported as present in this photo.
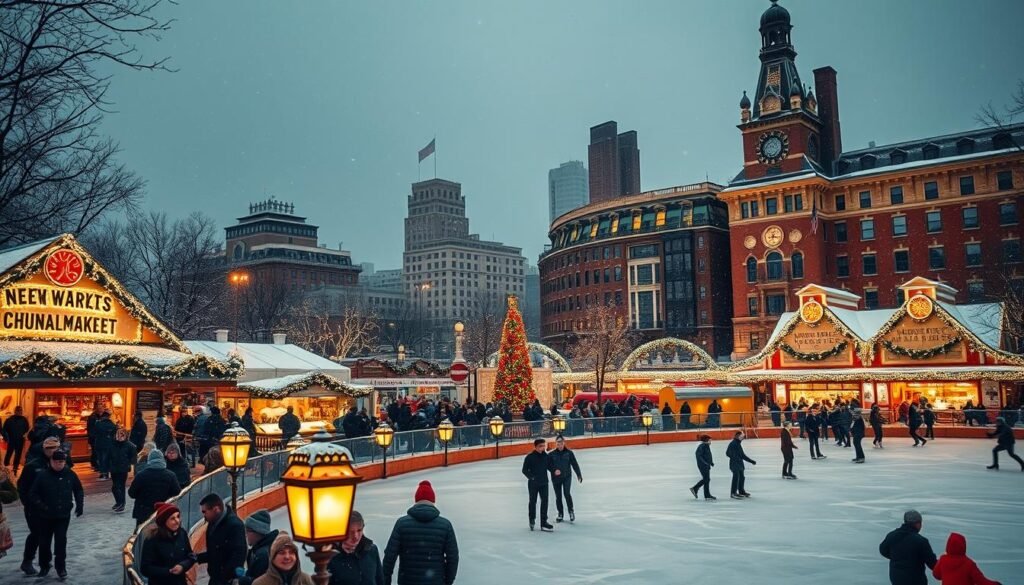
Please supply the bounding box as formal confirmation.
[492,295,535,413]
[44,249,84,287]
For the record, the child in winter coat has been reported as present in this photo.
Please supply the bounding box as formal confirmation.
[932,532,1001,585]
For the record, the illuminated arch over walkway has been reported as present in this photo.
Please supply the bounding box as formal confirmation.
[487,342,572,372]
[619,338,721,373]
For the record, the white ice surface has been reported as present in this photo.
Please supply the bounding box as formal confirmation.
[268,438,1023,585]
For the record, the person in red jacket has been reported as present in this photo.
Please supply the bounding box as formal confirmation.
[932,532,1001,585]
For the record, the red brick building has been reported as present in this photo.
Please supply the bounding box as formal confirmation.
[722,0,1024,359]
[539,183,733,359]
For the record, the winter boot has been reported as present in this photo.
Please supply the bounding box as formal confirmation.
[689,487,698,499]
[569,511,575,522]
[541,522,554,532]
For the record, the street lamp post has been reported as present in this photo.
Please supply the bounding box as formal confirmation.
[641,411,654,446]
[373,422,394,478]
[437,418,454,467]
[281,433,363,585]
[489,417,505,459]
[228,270,250,347]
[220,422,251,511]
[552,415,566,436]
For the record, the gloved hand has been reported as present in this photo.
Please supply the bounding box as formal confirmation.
[75,507,83,517]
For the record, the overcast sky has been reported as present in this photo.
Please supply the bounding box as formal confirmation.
[99,0,1024,268]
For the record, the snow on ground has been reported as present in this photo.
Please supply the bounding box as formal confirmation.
[268,437,1022,585]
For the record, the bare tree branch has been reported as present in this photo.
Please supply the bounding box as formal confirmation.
[566,303,635,403]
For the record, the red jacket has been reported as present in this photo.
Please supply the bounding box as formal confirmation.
[932,533,1001,585]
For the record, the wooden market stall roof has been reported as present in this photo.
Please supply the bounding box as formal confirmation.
[237,371,373,399]
[185,340,350,383]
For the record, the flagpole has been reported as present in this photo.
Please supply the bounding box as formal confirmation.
[433,135,437,179]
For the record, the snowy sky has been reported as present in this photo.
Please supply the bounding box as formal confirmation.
[97,0,1024,267]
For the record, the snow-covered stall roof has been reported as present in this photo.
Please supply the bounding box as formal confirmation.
[184,341,349,383]
[0,340,241,382]
[238,371,373,399]
[0,237,59,275]
[731,365,1024,382]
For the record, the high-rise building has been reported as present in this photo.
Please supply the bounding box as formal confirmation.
[588,121,642,203]
[522,265,541,341]
[721,0,1024,359]
[403,178,527,357]
[225,198,360,291]
[549,161,589,225]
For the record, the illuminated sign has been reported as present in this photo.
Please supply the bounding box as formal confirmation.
[44,249,85,287]
[2,283,119,338]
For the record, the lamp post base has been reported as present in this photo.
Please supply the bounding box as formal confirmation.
[229,470,239,511]
[307,547,338,585]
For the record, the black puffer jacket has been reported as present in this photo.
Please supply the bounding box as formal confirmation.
[236,529,278,585]
[128,466,182,521]
[328,536,384,585]
[988,420,1016,447]
[547,448,582,482]
[141,527,196,585]
[130,417,148,449]
[28,466,83,520]
[196,507,247,584]
[109,440,137,474]
[382,503,459,585]
[879,523,937,585]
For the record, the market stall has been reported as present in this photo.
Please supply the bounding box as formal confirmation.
[0,235,241,460]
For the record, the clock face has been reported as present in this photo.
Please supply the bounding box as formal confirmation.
[762,226,784,249]
[757,130,790,164]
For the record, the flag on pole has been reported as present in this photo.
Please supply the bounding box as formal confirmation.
[418,138,436,162]
[810,196,819,234]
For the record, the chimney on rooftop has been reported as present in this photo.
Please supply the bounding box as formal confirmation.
[214,329,229,343]
[272,332,287,345]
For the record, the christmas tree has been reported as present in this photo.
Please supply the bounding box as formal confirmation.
[492,294,534,413]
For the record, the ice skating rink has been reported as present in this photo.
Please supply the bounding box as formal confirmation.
[271,437,1023,584]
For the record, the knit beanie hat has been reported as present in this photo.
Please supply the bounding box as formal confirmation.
[148,449,165,463]
[245,509,273,535]
[414,480,435,503]
[154,501,180,527]
[51,450,67,461]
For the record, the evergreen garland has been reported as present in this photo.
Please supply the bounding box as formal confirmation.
[780,340,848,361]
[881,336,961,360]
[0,351,243,381]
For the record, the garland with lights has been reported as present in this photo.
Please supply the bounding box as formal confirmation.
[240,372,373,399]
[0,234,188,351]
[619,338,721,372]
[492,295,535,413]
[880,336,961,360]
[731,306,865,371]
[780,340,849,362]
[382,360,446,376]
[0,351,243,382]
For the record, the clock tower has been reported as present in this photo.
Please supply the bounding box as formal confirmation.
[737,0,825,181]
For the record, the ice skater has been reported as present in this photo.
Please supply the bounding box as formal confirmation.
[689,435,715,500]
[986,416,1024,471]
[851,406,866,463]
[726,431,756,499]
[522,438,553,531]
[780,422,797,479]
[548,435,582,522]
[805,407,825,460]
[870,404,884,448]
[909,401,927,447]
[923,403,936,441]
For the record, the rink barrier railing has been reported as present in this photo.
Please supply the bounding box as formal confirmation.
[121,410,1012,584]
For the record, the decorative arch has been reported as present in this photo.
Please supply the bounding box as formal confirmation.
[486,342,572,372]
[619,338,721,373]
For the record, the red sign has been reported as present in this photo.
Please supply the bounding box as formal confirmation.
[449,362,469,383]
[44,249,84,287]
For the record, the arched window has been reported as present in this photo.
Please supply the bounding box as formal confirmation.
[791,252,804,279]
[766,252,784,281]
[745,257,757,283]
[232,243,244,261]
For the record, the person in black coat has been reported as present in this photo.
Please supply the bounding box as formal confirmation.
[195,493,248,585]
[240,407,258,454]
[706,400,722,428]
[908,403,926,447]
[986,416,1024,471]
[689,434,715,499]
[879,510,937,585]
[922,404,936,440]
[548,435,583,523]
[277,407,301,446]
[327,510,384,585]
[27,450,83,580]
[661,403,675,431]
[237,509,278,585]
[805,409,825,459]
[382,481,458,585]
[780,421,798,479]
[128,450,182,526]
[725,431,756,499]
[109,427,137,512]
[2,405,30,474]
[851,408,867,463]
[870,404,885,448]
[140,502,196,585]
[769,400,781,427]
[522,438,553,531]
[93,410,117,479]
[154,416,174,453]
[129,411,148,454]
[17,437,60,576]
[164,441,191,489]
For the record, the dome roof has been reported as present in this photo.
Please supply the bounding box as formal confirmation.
[790,83,803,97]
[760,0,791,28]
[740,90,751,109]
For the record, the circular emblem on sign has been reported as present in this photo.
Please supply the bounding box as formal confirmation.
[743,235,757,249]
[762,225,784,249]
[800,299,824,324]
[906,294,934,321]
[44,249,84,287]
[788,229,803,243]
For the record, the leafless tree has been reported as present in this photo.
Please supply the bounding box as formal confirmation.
[235,270,296,342]
[461,291,505,366]
[0,0,174,246]
[287,296,379,359]
[566,303,635,403]
[84,211,227,339]
[976,79,1023,150]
